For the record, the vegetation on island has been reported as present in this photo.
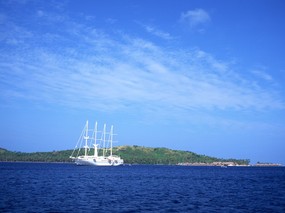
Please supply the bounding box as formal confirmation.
[0,146,250,165]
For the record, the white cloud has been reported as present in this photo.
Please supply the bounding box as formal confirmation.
[1,39,283,114]
[180,8,211,28]
[37,10,44,17]
[143,25,173,40]
[251,69,273,82]
[105,18,117,24]
[0,8,284,121]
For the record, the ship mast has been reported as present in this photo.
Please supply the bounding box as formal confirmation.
[103,123,106,157]
[94,122,98,157]
[110,125,113,156]
[83,120,89,157]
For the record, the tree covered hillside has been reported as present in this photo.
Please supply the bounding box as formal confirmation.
[0,146,250,165]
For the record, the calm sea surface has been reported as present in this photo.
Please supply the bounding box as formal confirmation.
[0,163,285,213]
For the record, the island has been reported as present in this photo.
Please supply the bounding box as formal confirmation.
[1,145,251,165]
[0,146,282,166]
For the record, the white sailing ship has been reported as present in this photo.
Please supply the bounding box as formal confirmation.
[70,120,124,166]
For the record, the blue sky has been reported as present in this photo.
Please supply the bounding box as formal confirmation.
[1,0,285,164]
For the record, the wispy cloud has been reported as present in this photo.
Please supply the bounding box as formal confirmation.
[251,68,273,82]
[180,8,211,30]
[0,6,284,125]
[143,24,173,40]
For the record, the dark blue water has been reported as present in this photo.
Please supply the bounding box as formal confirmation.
[0,163,285,212]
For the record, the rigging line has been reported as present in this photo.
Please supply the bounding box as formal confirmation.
[76,122,88,157]
[71,124,86,157]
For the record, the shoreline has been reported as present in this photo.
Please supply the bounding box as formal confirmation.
[0,161,283,167]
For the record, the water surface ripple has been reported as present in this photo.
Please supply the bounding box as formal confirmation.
[0,163,285,212]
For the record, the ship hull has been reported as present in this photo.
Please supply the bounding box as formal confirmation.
[74,156,124,166]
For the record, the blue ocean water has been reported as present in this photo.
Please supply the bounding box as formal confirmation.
[0,163,285,213]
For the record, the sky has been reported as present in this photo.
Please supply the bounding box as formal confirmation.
[0,0,285,164]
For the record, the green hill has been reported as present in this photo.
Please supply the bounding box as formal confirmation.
[0,147,73,162]
[0,146,250,165]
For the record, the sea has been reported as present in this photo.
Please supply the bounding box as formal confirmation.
[0,163,285,213]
